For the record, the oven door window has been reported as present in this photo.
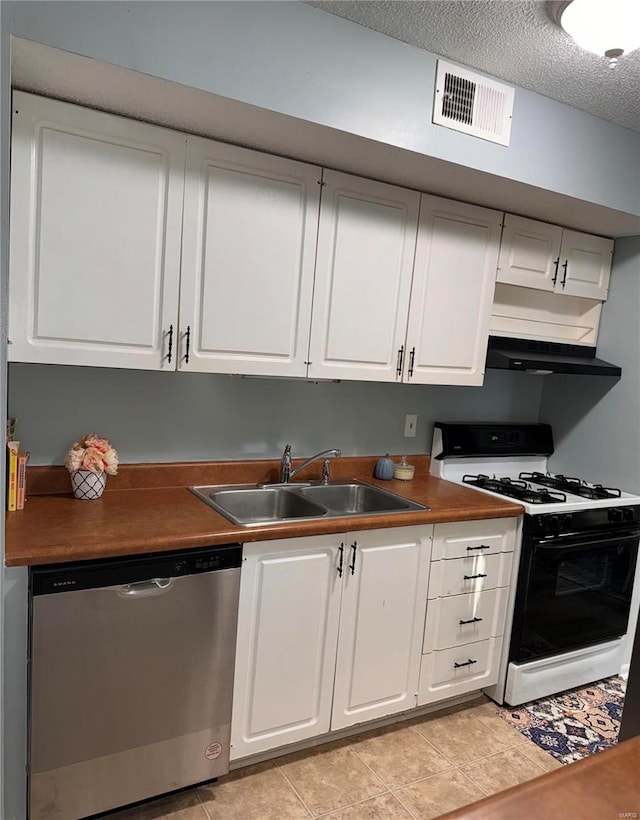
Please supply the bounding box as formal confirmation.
[514,530,639,663]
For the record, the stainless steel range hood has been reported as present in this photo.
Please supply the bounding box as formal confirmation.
[485,336,622,377]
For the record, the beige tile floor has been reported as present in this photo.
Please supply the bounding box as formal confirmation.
[102,697,562,820]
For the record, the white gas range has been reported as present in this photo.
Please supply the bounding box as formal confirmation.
[430,422,640,706]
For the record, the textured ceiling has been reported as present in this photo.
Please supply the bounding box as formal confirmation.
[306,0,640,133]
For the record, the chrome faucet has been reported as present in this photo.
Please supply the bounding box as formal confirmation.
[280,444,341,483]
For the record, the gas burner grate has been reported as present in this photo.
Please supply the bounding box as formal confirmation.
[519,472,622,500]
[463,474,567,504]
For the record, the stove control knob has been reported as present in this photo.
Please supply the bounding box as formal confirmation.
[609,508,624,523]
[548,515,560,533]
[623,507,636,522]
[560,514,573,532]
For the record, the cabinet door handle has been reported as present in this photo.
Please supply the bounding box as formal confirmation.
[349,541,357,575]
[184,325,191,364]
[459,616,483,625]
[454,658,478,669]
[396,346,404,377]
[408,346,416,378]
[337,543,344,578]
[463,572,488,580]
[561,259,568,287]
[466,544,491,551]
[551,256,560,286]
[166,324,174,364]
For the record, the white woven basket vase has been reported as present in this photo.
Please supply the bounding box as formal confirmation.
[71,470,107,500]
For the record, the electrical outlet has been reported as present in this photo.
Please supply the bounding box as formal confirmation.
[404,414,417,438]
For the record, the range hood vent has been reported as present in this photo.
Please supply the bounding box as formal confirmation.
[485,336,621,377]
[433,60,514,146]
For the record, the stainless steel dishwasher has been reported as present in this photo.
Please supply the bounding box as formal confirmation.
[29,544,242,820]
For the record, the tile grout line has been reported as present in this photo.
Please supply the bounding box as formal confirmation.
[271,765,317,818]
[194,786,214,820]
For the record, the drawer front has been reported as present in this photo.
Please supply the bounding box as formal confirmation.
[428,552,513,599]
[423,588,508,653]
[432,518,517,561]
[417,638,500,705]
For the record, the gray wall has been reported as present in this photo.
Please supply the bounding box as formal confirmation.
[5,0,640,216]
[9,364,543,465]
[541,236,640,492]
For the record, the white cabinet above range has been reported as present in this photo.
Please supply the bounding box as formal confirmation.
[497,215,612,300]
[491,214,613,346]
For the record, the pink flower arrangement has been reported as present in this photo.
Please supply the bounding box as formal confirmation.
[64,433,119,476]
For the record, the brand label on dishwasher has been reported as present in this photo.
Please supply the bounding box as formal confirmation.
[204,742,223,760]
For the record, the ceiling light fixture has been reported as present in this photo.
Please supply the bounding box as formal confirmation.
[550,0,640,68]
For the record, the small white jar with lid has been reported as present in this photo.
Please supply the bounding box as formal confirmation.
[393,456,415,481]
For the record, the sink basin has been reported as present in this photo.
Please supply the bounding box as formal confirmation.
[298,482,417,514]
[191,486,327,526]
[190,479,428,527]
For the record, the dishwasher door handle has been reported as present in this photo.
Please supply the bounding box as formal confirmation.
[118,578,173,597]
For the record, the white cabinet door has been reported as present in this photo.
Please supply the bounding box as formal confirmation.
[307,170,420,382]
[231,535,342,760]
[496,215,612,301]
[331,526,431,730]
[9,92,185,370]
[179,138,321,376]
[405,195,502,386]
[559,230,613,300]
[496,214,562,291]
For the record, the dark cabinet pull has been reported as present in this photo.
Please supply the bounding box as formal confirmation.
[337,543,344,578]
[408,346,416,377]
[551,256,560,286]
[454,658,478,669]
[463,572,488,580]
[466,544,491,551]
[459,616,483,625]
[184,325,191,364]
[166,324,174,364]
[396,346,404,377]
[349,541,357,575]
[561,259,568,287]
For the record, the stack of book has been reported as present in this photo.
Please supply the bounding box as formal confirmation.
[7,419,29,512]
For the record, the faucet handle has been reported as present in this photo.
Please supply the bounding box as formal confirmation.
[322,458,331,484]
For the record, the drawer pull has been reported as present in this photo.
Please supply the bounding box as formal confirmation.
[459,616,483,625]
[466,544,491,551]
[463,573,487,580]
[454,658,478,669]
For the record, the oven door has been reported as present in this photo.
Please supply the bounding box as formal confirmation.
[510,527,640,663]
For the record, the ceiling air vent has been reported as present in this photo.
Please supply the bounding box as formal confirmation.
[433,60,514,146]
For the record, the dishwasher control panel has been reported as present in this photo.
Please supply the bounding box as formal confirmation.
[31,543,243,595]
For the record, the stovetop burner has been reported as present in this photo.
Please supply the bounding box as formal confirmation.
[462,474,568,505]
[519,472,622,500]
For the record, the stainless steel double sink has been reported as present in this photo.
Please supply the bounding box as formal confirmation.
[190,479,428,527]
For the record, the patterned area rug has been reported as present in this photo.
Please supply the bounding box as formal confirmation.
[498,676,626,765]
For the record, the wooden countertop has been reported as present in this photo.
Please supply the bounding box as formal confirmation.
[439,735,640,820]
[5,456,523,566]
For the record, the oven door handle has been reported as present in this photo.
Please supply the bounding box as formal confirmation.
[535,529,640,551]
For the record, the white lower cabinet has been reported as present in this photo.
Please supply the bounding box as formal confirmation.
[331,527,432,730]
[230,534,342,760]
[418,518,518,706]
[230,525,432,760]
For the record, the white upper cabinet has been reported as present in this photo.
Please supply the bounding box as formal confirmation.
[307,171,420,382]
[497,215,612,300]
[9,92,186,370]
[405,195,502,386]
[179,137,321,376]
[496,215,562,291]
[559,229,613,300]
